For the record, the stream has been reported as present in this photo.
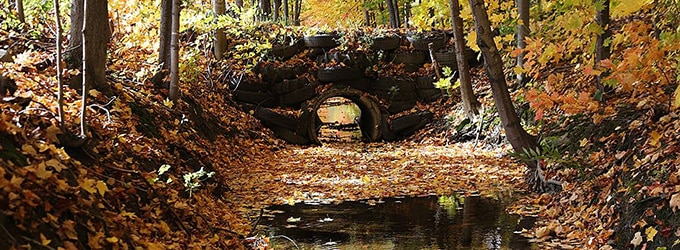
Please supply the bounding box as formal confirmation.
[260,194,537,249]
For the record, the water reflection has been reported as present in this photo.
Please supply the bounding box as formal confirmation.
[262,195,536,249]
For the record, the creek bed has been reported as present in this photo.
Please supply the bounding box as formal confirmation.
[260,194,536,249]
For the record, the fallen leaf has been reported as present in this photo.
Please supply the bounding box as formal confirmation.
[40,233,51,245]
[670,193,680,213]
[35,163,53,180]
[649,130,661,146]
[536,226,551,238]
[631,231,642,247]
[645,226,657,242]
[96,181,108,196]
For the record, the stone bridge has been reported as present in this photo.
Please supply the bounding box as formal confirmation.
[226,30,479,144]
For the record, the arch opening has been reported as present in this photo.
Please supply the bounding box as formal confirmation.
[302,87,383,145]
[316,97,362,142]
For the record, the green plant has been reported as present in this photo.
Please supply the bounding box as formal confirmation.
[434,67,460,96]
[183,167,215,198]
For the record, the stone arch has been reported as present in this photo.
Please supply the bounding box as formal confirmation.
[300,87,384,145]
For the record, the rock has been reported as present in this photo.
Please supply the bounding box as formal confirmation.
[0,49,12,63]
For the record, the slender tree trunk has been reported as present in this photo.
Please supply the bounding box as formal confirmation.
[80,0,88,136]
[403,2,410,28]
[212,0,227,60]
[168,0,180,101]
[364,8,371,26]
[260,0,271,19]
[392,0,400,27]
[293,0,301,25]
[54,0,65,131]
[516,0,529,85]
[595,0,611,92]
[159,0,172,68]
[273,0,281,21]
[283,0,289,25]
[468,0,538,157]
[151,0,172,88]
[16,0,25,24]
[385,0,397,28]
[450,0,480,119]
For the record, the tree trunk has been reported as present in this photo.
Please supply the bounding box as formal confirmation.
[293,0,301,25]
[595,0,611,92]
[516,0,529,85]
[385,0,397,28]
[212,0,227,60]
[54,0,64,130]
[159,0,172,68]
[468,0,538,157]
[450,0,480,119]
[67,0,83,69]
[403,2,410,28]
[16,0,25,24]
[168,0,180,101]
[392,0,400,27]
[260,0,271,19]
[151,0,172,88]
[283,0,289,24]
[67,0,110,94]
[273,0,281,21]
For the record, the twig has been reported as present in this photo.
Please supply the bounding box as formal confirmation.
[428,43,442,79]
[0,221,16,244]
[19,236,57,250]
[246,208,264,237]
[271,235,300,250]
[88,96,117,123]
[214,226,240,236]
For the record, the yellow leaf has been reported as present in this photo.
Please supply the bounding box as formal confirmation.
[672,84,680,110]
[22,144,37,156]
[46,125,61,143]
[163,98,174,108]
[120,210,136,218]
[35,163,53,180]
[513,66,527,75]
[105,237,119,243]
[646,226,658,241]
[96,181,108,196]
[649,130,661,146]
[466,31,479,51]
[88,89,101,98]
[80,178,97,194]
[361,175,371,184]
[579,138,588,147]
[611,0,653,18]
[40,233,51,245]
[45,159,67,172]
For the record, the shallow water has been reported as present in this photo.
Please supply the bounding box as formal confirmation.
[261,195,537,250]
